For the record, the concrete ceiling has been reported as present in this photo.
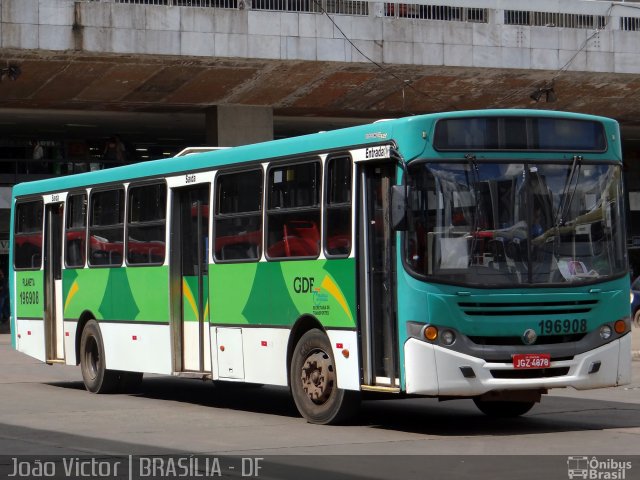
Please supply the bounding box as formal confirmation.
[1,49,640,146]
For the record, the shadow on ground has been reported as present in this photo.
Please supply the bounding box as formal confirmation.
[48,375,640,437]
[0,421,571,480]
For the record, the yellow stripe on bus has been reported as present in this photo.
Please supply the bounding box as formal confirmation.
[64,280,79,312]
[182,278,199,320]
[321,275,353,323]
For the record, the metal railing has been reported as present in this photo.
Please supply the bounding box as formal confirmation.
[621,16,640,31]
[504,10,607,30]
[79,0,640,30]
[383,4,486,22]
[249,0,368,15]
[112,0,223,5]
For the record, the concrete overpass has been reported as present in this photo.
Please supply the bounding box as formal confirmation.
[1,0,640,147]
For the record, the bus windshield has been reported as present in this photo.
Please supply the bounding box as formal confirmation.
[405,160,627,286]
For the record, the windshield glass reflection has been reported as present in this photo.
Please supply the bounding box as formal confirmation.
[405,161,626,286]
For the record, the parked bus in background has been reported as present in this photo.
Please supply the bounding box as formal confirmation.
[9,110,632,424]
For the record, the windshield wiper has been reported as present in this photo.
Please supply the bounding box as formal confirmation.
[554,155,582,228]
[465,154,482,266]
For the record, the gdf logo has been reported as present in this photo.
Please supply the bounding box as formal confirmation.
[293,277,315,293]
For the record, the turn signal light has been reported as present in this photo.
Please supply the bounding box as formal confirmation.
[614,319,627,334]
[424,326,438,341]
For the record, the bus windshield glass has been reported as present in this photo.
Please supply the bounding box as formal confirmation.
[405,160,626,286]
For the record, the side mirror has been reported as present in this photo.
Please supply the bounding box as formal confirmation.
[391,184,408,231]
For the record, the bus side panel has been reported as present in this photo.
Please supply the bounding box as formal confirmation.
[210,259,356,328]
[9,205,17,350]
[63,319,78,365]
[327,330,360,390]
[14,270,46,361]
[235,327,289,386]
[14,320,46,362]
[100,323,172,374]
[210,258,359,389]
[62,266,172,374]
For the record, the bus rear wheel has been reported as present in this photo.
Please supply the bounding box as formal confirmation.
[80,320,119,394]
[290,329,359,425]
[473,398,535,417]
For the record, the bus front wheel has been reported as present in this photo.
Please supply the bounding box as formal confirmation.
[80,320,119,394]
[290,329,359,425]
[473,398,535,417]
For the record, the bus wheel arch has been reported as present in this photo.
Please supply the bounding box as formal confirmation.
[289,326,360,424]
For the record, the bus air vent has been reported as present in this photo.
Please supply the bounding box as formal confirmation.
[469,334,586,346]
[458,300,597,316]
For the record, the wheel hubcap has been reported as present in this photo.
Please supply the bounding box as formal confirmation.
[300,350,335,405]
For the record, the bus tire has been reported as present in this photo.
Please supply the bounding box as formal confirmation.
[290,329,360,425]
[473,398,535,417]
[80,320,119,394]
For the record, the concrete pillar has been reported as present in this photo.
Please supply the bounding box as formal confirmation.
[205,105,274,147]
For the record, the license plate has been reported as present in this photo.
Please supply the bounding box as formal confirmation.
[512,353,551,369]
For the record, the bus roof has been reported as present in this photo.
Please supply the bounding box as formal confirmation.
[12,109,621,198]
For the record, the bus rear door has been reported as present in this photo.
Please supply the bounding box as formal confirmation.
[170,185,212,374]
[43,201,64,363]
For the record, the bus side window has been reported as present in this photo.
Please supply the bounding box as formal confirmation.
[324,155,352,257]
[89,188,124,267]
[127,183,166,265]
[65,193,87,268]
[14,200,44,269]
[214,169,262,262]
[266,161,321,259]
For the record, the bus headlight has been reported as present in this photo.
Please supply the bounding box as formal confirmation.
[599,325,612,340]
[441,330,456,346]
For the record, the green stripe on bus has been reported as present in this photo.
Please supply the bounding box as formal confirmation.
[63,266,169,322]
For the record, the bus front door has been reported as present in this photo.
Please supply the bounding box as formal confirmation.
[171,186,212,374]
[43,202,64,363]
[358,161,400,389]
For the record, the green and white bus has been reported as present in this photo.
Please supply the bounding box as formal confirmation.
[10,110,632,424]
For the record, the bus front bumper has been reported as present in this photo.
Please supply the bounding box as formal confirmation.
[404,334,632,397]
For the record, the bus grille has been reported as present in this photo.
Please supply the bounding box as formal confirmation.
[490,367,570,379]
[458,300,598,316]
[468,334,586,346]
